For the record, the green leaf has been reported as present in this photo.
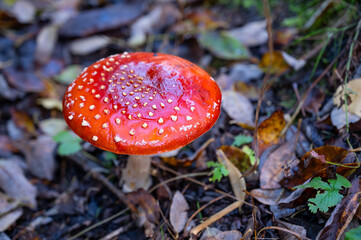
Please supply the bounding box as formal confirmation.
[294,177,332,190]
[207,161,229,182]
[206,161,219,168]
[58,142,82,156]
[308,190,343,213]
[232,135,253,147]
[345,226,361,240]
[55,65,82,84]
[53,130,81,143]
[329,174,351,190]
[198,31,250,60]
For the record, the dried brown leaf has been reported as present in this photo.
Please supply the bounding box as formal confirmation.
[170,191,189,233]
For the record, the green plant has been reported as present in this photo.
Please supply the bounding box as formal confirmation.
[242,145,256,165]
[294,174,351,213]
[53,130,82,156]
[232,135,253,147]
[207,161,229,182]
[345,226,361,240]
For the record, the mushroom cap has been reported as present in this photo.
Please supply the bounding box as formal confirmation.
[63,52,221,155]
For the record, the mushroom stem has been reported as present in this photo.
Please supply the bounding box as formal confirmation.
[122,155,152,193]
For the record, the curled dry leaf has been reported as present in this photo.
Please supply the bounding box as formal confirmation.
[334,78,361,118]
[0,160,37,209]
[222,90,254,126]
[276,220,308,240]
[170,191,189,233]
[257,110,286,155]
[260,142,295,189]
[217,150,246,203]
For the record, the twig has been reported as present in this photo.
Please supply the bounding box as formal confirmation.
[99,221,136,240]
[190,200,243,237]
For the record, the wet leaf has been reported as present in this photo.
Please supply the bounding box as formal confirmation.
[259,51,290,74]
[257,110,286,155]
[198,31,250,60]
[68,36,111,56]
[59,2,143,37]
[126,189,160,224]
[220,145,252,172]
[22,136,57,180]
[55,65,82,85]
[0,160,37,208]
[260,142,295,189]
[226,20,268,47]
[35,25,58,65]
[334,78,361,118]
[170,191,189,233]
[222,90,254,126]
[280,146,349,188]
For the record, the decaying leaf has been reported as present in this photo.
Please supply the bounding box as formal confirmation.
[35,25,58,64]
[333,78,361,118]
[0,160,37,208]
[170,191,189,233]
[257,110,286,155]
[200,227,243,240]
[222,90,254,126]
[36,98,63,111]
[22,136,57,180]
[260,142,295,189]
[276,220,308,240]
[250,188,284,205]
[198,31,250,60]
[330,107,360,130]
[217,150,246,203]
[39,118,68,137]
[11,110,36,135]
[126,189,160,225]
[0,208,23,232]
[68,35,111,56]
[280,146,350,188]
[220,145,252,172]
[259,51,290,74]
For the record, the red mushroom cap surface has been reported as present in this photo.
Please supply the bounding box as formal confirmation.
[63,52,221,155]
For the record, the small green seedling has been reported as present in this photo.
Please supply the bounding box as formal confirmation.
[207,161,229,182]
[294,174,351,213]
[345,226,361,240]
[53,130,82,156]
[242,145,256,165]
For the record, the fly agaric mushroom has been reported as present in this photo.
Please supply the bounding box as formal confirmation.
[63,52,221,191]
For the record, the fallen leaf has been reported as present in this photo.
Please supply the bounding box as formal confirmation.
[260,142,295,189]
[11,110,36,135]
[220,145,252,172]
[170,191,189,233]
[0,192,20,215]
[331,107,360,130]
[0,74,25,101]
[55,65,82,85]
[259,51,290,74]
[39,118,68,137]
[226,20,268,47]
[22,136,57,180]
[280,146,350,188]
[276,220,307,240]
[234,81,260,100]
[0,160,37,208]
[250,188,284,205]
[126,189,160,225]
[222,90,254,126]
[59,1,143,37]
[35,25,58,64]
[334,78,361,118]
[0,208,23,232]
[3,67,44,93]
[68,35,111,56]
[11,0,35,23]
[128,4,180,47]
[274,28,298,46]
[281,51,306,71]
[217,150,246,203]
[257,110,286,155]
[0,135,18,157]
[36,98,63,111]
[303,87,325,114]
[198,31,250,60]
[201,228,243,240]
[229,63,263,83]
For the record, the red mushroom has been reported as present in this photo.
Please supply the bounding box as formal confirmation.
[63,52,221,191]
